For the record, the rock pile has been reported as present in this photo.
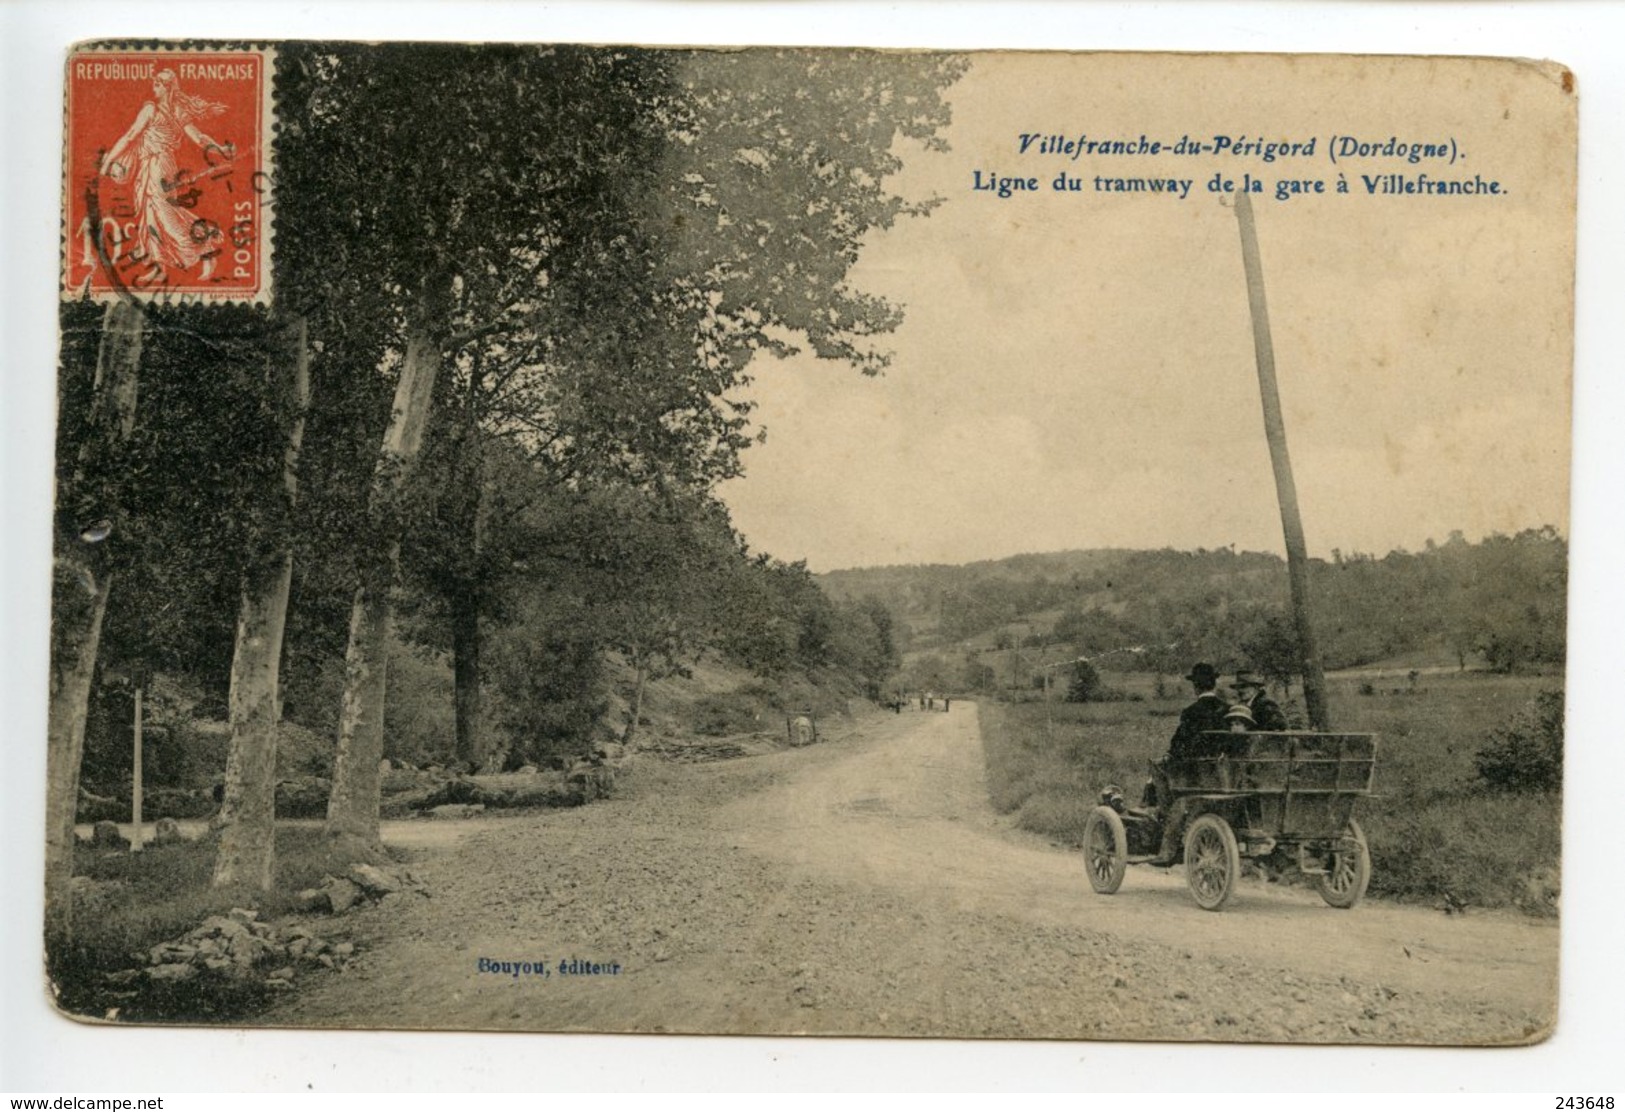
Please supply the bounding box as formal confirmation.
[122,907,356,991]
[296,861,429,915]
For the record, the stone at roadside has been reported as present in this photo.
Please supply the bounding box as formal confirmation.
[377,888,426,911]
[348,863,400,896]
[197,915,250,941]
[228,933,269,967]
[517,764,539,775]
[92,820,129,851]
[228,907,259,924]
[152,817,183,846]
[321,876,364,914]
[295,887,327,913]
[147,963,197,983]
[270,966,295,981]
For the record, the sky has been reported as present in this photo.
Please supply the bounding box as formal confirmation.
[719,52,1575,571]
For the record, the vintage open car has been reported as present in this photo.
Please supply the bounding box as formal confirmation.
[1082,731,1376,911]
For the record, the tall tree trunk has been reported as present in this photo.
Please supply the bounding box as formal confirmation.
[451,579,483,770]
[622,655,649,751]
[325,574,394,850]
[213,320,311,891]
[45,300,143,951]
[325,282,446,852]
[448,396,486,771]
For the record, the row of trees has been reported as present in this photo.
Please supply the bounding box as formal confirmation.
[48,45,959,951]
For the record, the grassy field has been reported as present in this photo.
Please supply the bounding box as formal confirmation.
[979,670,1562,914]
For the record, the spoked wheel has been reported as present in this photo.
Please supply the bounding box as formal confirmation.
[1314,818,1372,909]
[1082,805,1129,894]
[1184,813,1240,911]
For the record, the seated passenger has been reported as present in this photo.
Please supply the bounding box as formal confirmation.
[1167,662,1230,762]
[1232,670,1289,730]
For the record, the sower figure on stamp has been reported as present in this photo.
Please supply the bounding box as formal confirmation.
[1232,670,1289,731]
[99,69,232,281]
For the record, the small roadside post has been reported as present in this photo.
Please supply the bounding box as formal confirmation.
[130,663,148,852]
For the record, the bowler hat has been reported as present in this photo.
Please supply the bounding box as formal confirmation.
[1233,670,1266,690]
[1185,662,1219,685]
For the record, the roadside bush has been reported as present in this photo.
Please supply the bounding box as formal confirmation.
[1064,661,1130,703]
[1474,690,1563,792]
[1367,790,1560,913]
[1065,661,1104,703]
[75,787,216,824]
[274,777,331,819]
[692,692,765,737]
[144,787,217,820]
[487,605,608,766]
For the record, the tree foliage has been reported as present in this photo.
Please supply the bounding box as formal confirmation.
[1475,691,1563,793]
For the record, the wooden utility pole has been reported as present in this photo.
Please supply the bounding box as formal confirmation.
[1233,191,1331,730]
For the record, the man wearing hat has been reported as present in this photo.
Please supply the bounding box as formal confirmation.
[1139,663,1232,851]
[1167,662,1231,761]
[1232,670,1289,731]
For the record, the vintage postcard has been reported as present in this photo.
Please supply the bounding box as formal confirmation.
[46,43,1574,1046]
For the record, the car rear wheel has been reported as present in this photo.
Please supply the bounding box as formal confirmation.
[1314,818,1372,909]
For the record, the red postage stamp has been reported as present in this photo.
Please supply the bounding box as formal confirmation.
[62,44,275,305]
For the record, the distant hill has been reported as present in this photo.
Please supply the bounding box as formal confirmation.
[817,531,1567,692]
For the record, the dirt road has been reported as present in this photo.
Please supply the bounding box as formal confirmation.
[269,703,1556,1043]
